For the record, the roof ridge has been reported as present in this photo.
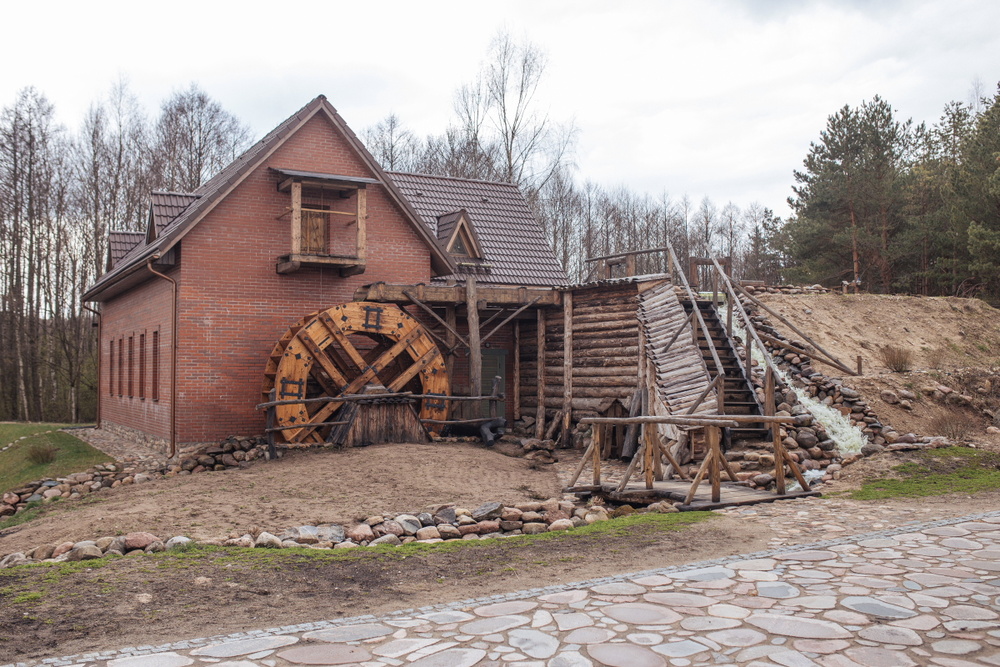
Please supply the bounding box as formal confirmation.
[151,190,200,197]
[387,170,519,188]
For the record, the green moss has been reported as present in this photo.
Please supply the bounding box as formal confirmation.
[850,446,1000,500]
[12,591,42,603]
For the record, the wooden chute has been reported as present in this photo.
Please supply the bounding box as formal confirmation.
[263,302,449,444]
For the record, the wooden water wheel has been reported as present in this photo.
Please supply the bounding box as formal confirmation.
[263,302,449,444]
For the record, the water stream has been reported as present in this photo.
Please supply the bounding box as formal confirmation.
[716,297,868,458]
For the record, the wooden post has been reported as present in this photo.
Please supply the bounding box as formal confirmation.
[290,181,302,255]
[467,277,482,402]
[643,424,655,489]
[445,305,457,382]
[707,425,722,503]
[356,187,367,261]
[266,388,277,460]
[766,370,786,495]
[535,308,546,439]
[626,254,637,277]
[592,424,602,486]
[562,291,573,448]
[513,320,521,421]
[857,355,863,375]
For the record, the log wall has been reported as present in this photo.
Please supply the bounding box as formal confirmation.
[519,282,647,424]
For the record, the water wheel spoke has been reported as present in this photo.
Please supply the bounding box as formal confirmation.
[319,311,368,371]
[297,329,350,390]
[388,346,442,392]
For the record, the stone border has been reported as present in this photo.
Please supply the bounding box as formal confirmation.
[14,506,1000,667]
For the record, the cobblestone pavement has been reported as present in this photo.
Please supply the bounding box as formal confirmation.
[17,502,1000,667]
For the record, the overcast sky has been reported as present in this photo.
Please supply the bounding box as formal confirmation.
[2,0,998,218]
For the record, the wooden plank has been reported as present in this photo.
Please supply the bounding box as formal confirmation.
[356,187,367,261]
[317,312,368,371]
[357,282,561,307]
[535,309,546,439]
[467,277,482,400]
[707,426,722,503]
[290,181,302,255]
[562,290,573,448]
[513,320,521,421]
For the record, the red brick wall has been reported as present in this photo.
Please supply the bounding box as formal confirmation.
[171,113,434,443]
[99,274,175,443]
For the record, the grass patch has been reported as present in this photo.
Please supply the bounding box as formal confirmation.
[851,447,1000,500]
[0,425,107,492]
[0,501,47,531]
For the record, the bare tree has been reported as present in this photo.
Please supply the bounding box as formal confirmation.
[153,84,252,191]
[362,113,422,172]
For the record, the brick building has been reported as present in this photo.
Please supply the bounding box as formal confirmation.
[83,96,566,454]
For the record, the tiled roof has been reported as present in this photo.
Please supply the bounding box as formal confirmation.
[107,231,145,269]
[436,209,462,243]
[150,191,199,237]
[387,172,568,286]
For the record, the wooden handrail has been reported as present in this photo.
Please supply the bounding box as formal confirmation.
[664,244,727,412]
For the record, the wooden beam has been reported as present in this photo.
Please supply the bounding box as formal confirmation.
[356,187,367,261]
[562,290,574,448]
[467,277,482,399]
[535,308,546,439]
[513,320,521,421]
[356,282,562,307]
[445,305,457,400]
[290,181,302,256]
[481,296,542,344]
[403,289,470,348]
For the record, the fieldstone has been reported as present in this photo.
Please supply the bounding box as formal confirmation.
[858,624,923,645]
[254,532,282,548]
[521,510,544,522]
[303,623,394,642]
[190,635,299,657]
[477,520,500,534]
[0,552,28,568]
[395,514,421,535]
[457,523,480,536]
[861,442,884,457]
[370,534,402,546]
[471,501,503,521]
[52,541,75,557]
[603,603,682,624]
[841,596,917,619]
[123,532,159,551]
[31,544,54,560]
[417,512,435,526]
[433,507,457,524]
[523,522,548,535]
[407,648,486,667]
[587,643,665,667]
[415,526,441,540]
[880,389,900,404]
[548,518,574,531]
[501,507,523,521]
[475,600,538,617]
[145,540,166,553]
[277,644,371,664]
[500,520,523,531]
[346,523,375,543]
[437,524,461,540]
[380,520,404,537]
[647,501,678,513]
[316,525,345,543]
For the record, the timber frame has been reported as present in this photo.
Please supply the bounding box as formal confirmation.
[273,169,376,276]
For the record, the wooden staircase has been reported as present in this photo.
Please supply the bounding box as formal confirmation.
[682,299,769,441]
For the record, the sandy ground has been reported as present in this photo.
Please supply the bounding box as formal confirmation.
[757,292,1000,375]
[0,442,564,555]
[758,292,1000,444]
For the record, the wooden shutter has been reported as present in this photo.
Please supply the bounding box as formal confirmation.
[302,210,327,254]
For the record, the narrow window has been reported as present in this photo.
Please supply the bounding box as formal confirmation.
[152,330,160,401]
[109,339,115,396]
[128,335,134,398]
[118,338,124,397]
[139,333,146,399]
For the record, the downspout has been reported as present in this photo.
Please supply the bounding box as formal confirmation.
[145,257,178,458]
[82,304,101,428]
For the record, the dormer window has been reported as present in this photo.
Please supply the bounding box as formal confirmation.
[437,209,484,262]
[273,168,377,276]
